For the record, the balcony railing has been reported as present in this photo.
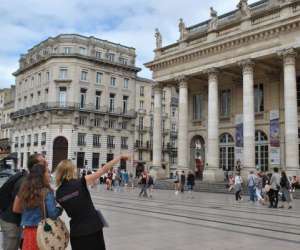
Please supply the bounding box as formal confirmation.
[93,143,101,148]
[121,145,128,149]
[34,142,38,146]
[135,140,151,150]
[11,102,136,119]
[41,141,46,146]
[78,141,86,146]
[107,144,115,149]
[27,142,31,147]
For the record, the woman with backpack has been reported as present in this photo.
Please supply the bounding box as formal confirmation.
[279,171,292,209]
[12,164,63,250]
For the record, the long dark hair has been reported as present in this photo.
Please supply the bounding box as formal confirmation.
[19,164,50,209]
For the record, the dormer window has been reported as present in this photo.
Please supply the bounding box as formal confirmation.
[95,51,101,59]
[63,47,71,54]
[79,47,87,55]
[119,58,128,65]
[106,53,115,62]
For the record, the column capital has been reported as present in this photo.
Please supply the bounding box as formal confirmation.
[239,59,255,74]
[175,75,189,88]
[153,84,163,94]
[205,68,219,82]
[278,48,297,65]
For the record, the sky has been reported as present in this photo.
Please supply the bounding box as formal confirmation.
[0,0,257,88]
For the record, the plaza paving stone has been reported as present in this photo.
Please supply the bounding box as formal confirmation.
[1,186,300,250]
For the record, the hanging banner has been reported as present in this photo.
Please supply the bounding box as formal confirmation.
[270,110,280,165]
[235,114,243,166]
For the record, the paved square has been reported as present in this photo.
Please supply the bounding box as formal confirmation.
[1,187,299,250]
[91,187,300,250]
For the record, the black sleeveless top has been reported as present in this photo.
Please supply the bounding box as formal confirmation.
[56,177,102,237]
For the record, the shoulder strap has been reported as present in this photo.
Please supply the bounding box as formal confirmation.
[40,189,48,220]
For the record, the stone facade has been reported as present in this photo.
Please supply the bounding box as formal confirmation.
[145,0,300,180]
[0,86,15,152]
[134,80,179,177]
[11,34,147,173]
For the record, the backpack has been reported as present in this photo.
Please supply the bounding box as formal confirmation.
[0,171,26,212]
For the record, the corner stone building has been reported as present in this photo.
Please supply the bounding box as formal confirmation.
[146,0,300,180]
[12,34,152,173]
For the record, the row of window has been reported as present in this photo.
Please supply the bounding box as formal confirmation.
[57,46,129,65]
[192,84,265,120]
[14,133,47,147]
[19,72,50,90]
[75,88,130,113]
[77,134,129,149]
[79,116,129,130]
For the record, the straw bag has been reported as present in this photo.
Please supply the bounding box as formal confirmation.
[36,193,69,250]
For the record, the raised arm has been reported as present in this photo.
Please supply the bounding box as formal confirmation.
[85,154,130,186]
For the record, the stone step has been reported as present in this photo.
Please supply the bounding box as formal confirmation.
[153,179,300,199]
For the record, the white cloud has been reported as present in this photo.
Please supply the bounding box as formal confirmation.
[0,0,257,88]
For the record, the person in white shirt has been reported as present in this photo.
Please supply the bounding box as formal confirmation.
[234,172,243,201]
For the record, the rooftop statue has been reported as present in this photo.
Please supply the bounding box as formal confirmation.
[237,0,251,18]
[178,18,188,40]
[208,7,218,31]
[155,28,162,49]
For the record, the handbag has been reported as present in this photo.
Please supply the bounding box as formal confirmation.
[36,192,69,250]
[96,209,109,228]
[264,184,271,193]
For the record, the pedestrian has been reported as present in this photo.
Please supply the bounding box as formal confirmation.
[187,171,195,198]
[247,170,257,202]
[269,167,281,208]
[234,172,243,201]
[138,171,148,198]
[106,170,113,190]
[122,170,129,191]
[174,171,180,195]
[279,171,292,209]
[148,174,154,198]
[228,174,235,192]
[180,171,186,193]
[114,170,121,192]
[0,153,46,250]
[256,172,265,205]
[13,163,63,250]
[55,154,130,250]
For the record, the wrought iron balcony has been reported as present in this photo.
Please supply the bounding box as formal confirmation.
[11,102,136,119]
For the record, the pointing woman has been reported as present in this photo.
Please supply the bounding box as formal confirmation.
[55,155,129,250]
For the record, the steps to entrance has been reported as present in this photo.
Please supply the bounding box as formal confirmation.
[153,179,300,199]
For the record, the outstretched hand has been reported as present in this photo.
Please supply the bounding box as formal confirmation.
[119,154,131,161]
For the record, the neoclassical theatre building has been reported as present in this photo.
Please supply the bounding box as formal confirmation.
[145,0,300,180]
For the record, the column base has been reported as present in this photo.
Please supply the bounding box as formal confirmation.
[149,165,167,180]
[286,169,300,177]
[203,168,224,183]
[176,165,190,175]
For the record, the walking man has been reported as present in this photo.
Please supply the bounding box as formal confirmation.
[269,167,281,208]
[247,170,257,202]
[180,171,186,193]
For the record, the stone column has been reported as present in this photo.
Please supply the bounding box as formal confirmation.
[176,75,189,171]
[280,49,299,175]
[240,59,255,172]
[204,68,222,181]
[152,85,162,177]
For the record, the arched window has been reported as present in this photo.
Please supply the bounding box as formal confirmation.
[255,130,269,172]
[219,133,235,171]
